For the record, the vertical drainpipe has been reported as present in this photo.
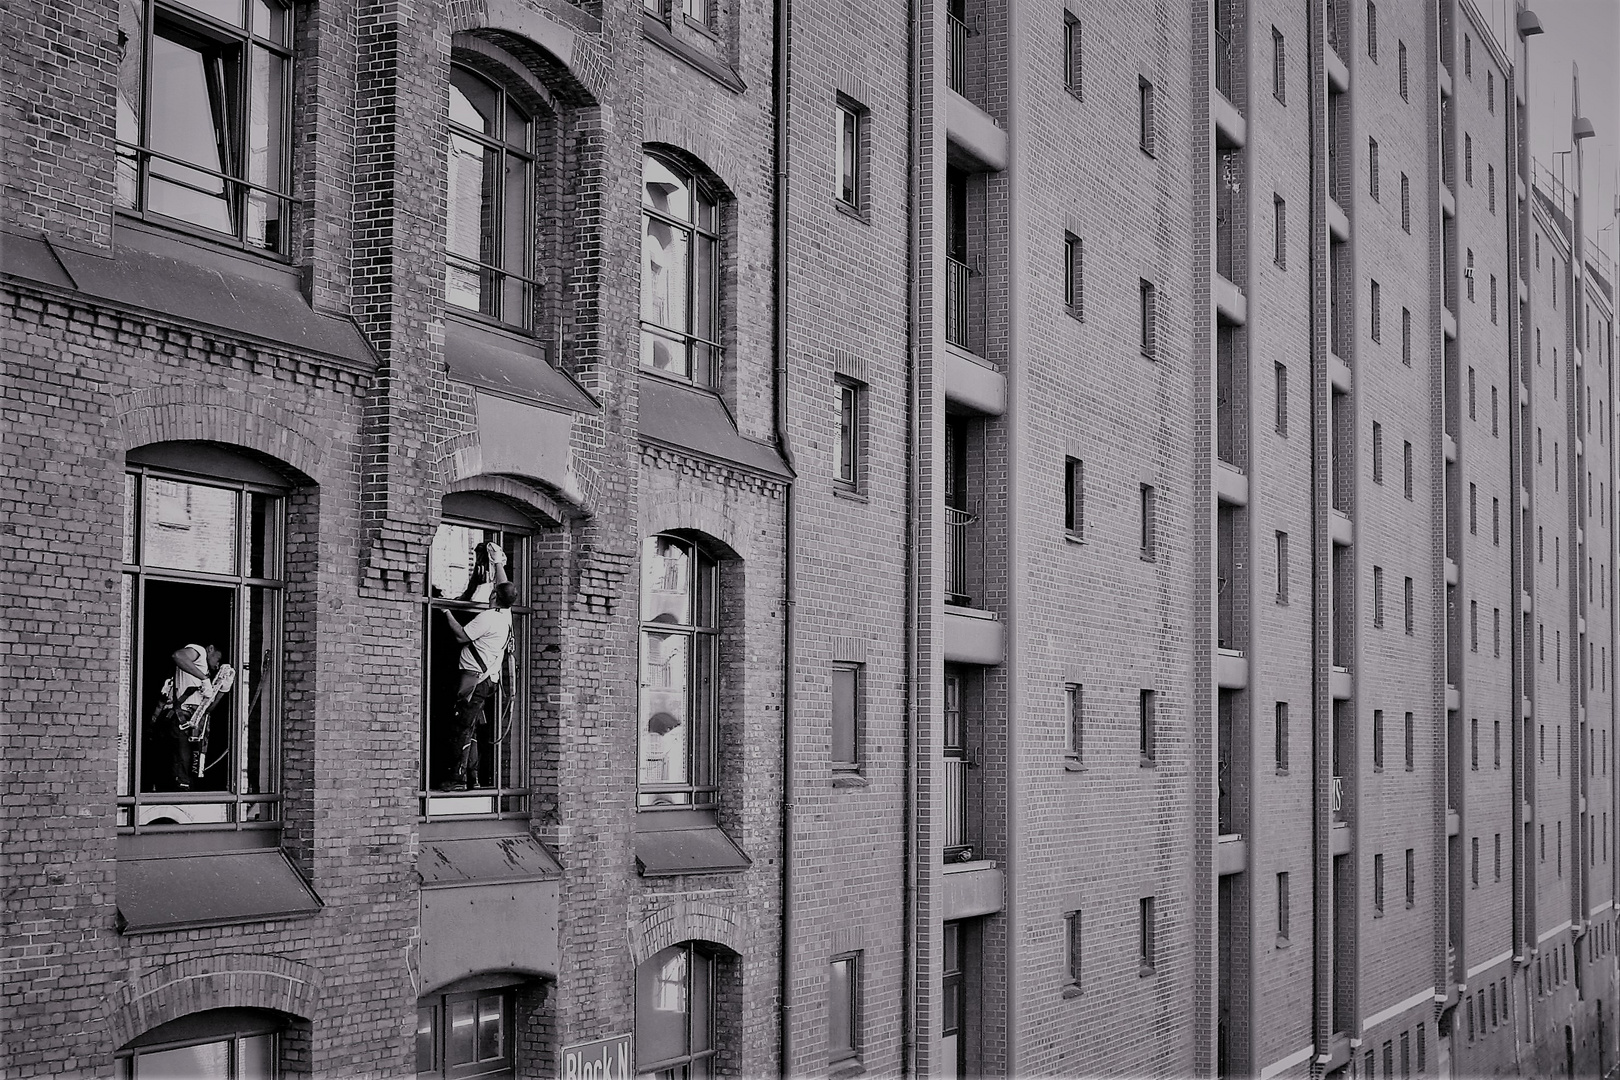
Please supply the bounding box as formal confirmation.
[1002,0,1023,1074]
[902,0,921,1069]
[773,0,797,1071]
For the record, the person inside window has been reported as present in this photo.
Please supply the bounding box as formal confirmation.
[159,642,235,790]
[437,543,517,791]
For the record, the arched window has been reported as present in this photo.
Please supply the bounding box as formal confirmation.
[115,0,292,251]
[423,494,532,818]
[635,943,715,1079]
[120,446,288,831]
[447,63,539,328]
[640,154,721,386]
[116,1008,289,1079]
[638,535,717,808]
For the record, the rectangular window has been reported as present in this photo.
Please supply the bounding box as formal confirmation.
[1140,484,1157,560]
[122,466,288,829]
[1275,363,1289,435]
[1465,134,1473,186]
[1470,600,1478,652]
[1274,196,1287,268]
[1401,174,1411,232]
[1065,683,1084,762]
[1406,847,1416,905]
[1139,896,1156,972]
[836,101,865,211]
[1139,279,1158,358]
[1405,711,1415,770]
[1469,483,1477,533]
[834,378,863,489]
[1488,165,1496,214]
[1404,441,1414,500]
[1064,910,1083,988]
[1469,367,1476,417]
[1373,566,1385,628]
[1138,78,1156,156]
[1276,702,1290,771]
[1488,70,1495,112]
[1404,577,1415,635]
[1139,690,1157,764]
[1272,28,1286,103]
[1064,457,1085,537]
[1465,34,1472,77]
[1471,717,1479,769]
[1277,872,1291,941]
[1491,387,1499,436]
[1370,280,1382,340]
[1276,532,1289,604]
[1402,307,1412,364]
[1064,13,1083,97]
[829,954,860,1064]
[1372,422,1384,482]
[1494,719,1501,768]
[1491,275,1498,323]
[1366,0,1378,60]
[1373,708,1385,769]
[1472,836,1479,885]
[115,0,294,252]
[831,663,862,769]
[1369,138,1380,201]
[1374,852,1385,913]
[1064,234,1084,319]
[1493,608,1500,656]
[681,0,707,24]
[1495,833,1502,880]
[1399,40,1409,100]
[1492,497,1500,544]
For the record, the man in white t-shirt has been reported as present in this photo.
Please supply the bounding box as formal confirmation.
[438,565,516,791]
[163,643,235,789]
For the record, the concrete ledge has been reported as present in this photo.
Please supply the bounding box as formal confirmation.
[1439,64,1452,97]
[1331,511,1353,547]
[1217,835,1246,876]
[942,861,1004,920]
[1326,49,1350,92]
[942,344,1006,415]
[1446,685,1460,712]
[1331,822,1351,856]
[1441,184,1456,219]
[1330,667,1352,701]
[1215,462,1248,506]
[1522,590,1531,614]
[1320,1031,1351,1072]
[1443,308,1457,340]
[945,90,1008,171]
[1329,353,1352,393]
[943,606,1004,666]
[1216,650,1248,690]
[1213,92,1247,147]
[1447,809,1460,837]
[1214,274,1247,325]
[1445,558,1459,586]
[1444,433,1458,462]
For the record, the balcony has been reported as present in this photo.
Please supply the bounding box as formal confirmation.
[948,8,968,96]
[942,752,973,861]
[1213,16,1237,106]
[1331,775,1345,819]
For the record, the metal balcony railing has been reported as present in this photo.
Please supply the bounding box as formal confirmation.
[1325,0,1344,58]
[946,256,972,350]
[942,753,972,859]
[1331,775,1345,820]
[945,506,976,606]
[1213,24,1235,103]
[948,11,968,96]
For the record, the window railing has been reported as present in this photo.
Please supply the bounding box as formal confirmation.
[946,255,973,350]
[942,753,972,860]
[948,11,968,95]
[115,142,294,255]
[1437,0,1452,71]
[1331,775,1345,820]
[1213,25,1236,103]
[944,506,976,606]
[1325,0,1344,57]
[1215,154,1241,285]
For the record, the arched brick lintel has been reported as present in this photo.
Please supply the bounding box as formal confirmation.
[115,385,325,485]
[106,953,321,1049]
[629,897,744,967]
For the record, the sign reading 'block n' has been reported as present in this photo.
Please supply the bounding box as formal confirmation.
[560,1034,633,1080]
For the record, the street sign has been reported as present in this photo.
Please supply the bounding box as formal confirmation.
[560,1033,633,1080]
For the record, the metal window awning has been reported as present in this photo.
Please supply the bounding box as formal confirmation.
[417,834,562,993]
[117,848,322,933]
[634,814,752,876]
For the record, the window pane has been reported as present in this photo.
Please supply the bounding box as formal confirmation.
[248,491,278,578]
[238,1034,276,1080]
[449,67,498,135]
[690,631,716,795]
[644,156,691,221]
[692,233,716,343]
[640,631,691,794]
[119,576,135,797]
[147,32,238,234]
[143,478,238,575]
[116,0,144,208]
[637,946,691,1066]
[124,472,139,563]
[139,581,236,795]
[690,949,712,1053]
[829,958,853,1057]
[430,523,498,601]
[416,1007,437,1073]
[831,667,857,763]
[243,585,276,795]
[252,0,288,43]
[179,0,247,27]
[643,217,691,334]
[136,1038,233,1080]
[476,994,504,1061]
[839,109,857,204]
[500,152,532,315]
[246,47,286,249]
[446,998,477,1066]
[642,536,692,624]
[446,133,492,309]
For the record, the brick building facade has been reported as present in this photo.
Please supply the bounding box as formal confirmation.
[2,0,1617,1078]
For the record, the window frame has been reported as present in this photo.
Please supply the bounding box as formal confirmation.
[416,986,517,1080]
[828,953,862,1065]
[445,62,542,329]
[1064,233,1085,320]
[1063,12,1083,98]
[1064,683,1084,763]
[1064,457,1085,538]
[421,510,533,820]
[635,942,717,1079]
[835,98,867,216]
[638,534,721,809]
[116,1008,287,1080]
[830,662,863,772]
[120,462,286,835]
[115,0,295,254]
[834,376,864,491]
[641,152,724,387]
